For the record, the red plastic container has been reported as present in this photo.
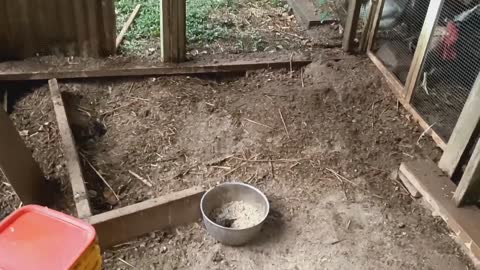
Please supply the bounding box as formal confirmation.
[0,205,97,270]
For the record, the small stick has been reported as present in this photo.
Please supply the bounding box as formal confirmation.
[289,52,294,78]
[101,101,137,116]
[300,67,305,88]
[326,168,358,187]
[231,157,302,163]
[80,153,120,202]
[222,163,244,177]
[116,4,142,49]
[417,122,436,145]
[209,165,232,170]
[244,118,273,129]
[278,109,290,139]
[269,161,274,179]
[128,170,153,187]
[118,258,135,268]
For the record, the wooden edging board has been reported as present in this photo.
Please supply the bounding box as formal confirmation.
[49,79,92,218]
[399,160,480,266]
[367,51,447,150]
[88,186,205,249]
[0,59,312,81]
[0,109,48,205]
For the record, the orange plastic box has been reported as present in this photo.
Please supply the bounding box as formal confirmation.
[0,205,102,270]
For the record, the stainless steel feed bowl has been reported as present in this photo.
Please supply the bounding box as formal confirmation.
[200,182,270,246]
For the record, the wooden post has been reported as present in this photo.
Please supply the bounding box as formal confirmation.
[366,0,385,52]
[0,109,48,205]
[49,79,92,218]
[160,0,186,62]
[342,0,362,52]
[454,135,480,206]
[404,0,444,102]
[359,0,377,53]
[439,73,480,177]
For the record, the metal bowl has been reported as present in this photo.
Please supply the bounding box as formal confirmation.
[200,182,270,246]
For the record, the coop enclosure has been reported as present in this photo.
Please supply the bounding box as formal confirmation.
[367,0,480,145]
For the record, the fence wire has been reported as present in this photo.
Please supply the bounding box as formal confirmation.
[372,0,431,84]
[411,1,480,142]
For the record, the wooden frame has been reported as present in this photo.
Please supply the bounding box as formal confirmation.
[89,187,204,248]
[160,0,186,63]
[49,79,92,218]
[439,73,480,177]
[46,79,205,248]
[342,0,362,52]
[0,58,312,81]
[0,109,48,205]
[399,160,480,262]
[404,0,445,103]
[365,0,447,149]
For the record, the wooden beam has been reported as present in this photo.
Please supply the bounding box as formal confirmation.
[366,0,385,52]
[359,0,377,53]
[160,0,186,63]
[342,0,362,52]
[88,187,204,249]
[454,131,480,206]
[0,58,312,81]
[367,51,447,150]
[399,160,480,262]
[0,109,48,205]
[404,0,444,103]
[116,4,141,50]
[439,73,480,177]
[49,79,92,218]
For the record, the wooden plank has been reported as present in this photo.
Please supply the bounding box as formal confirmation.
[0,59,312,81]
[367,51,404,96]
[49,79,92,218]
[0,109,48,205]
[366,0,385,51]
[359,0,376,53]
[100,0,116,56]
[404,0,444,103]
[400,160,480,262]
[368,51,447,150]
[88,187,204,249]
[85,0,100,57]
[398,170,421,198]
[160,0,172,62]
[116,4,142,50]
[454,132,480,206]
[439,73,480,177]
[342,0,362,52]
[177,0,187,61]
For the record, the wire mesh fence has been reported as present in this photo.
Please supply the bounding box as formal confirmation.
[371,0,431,85]
[411,1,480,142]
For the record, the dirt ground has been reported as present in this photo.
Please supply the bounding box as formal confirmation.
[0,11,475,268]
[0,46,474,269]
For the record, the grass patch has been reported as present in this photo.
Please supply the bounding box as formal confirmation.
[116,0,287,53]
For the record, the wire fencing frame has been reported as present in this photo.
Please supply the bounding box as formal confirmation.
[370,0,432,85]
[410,2,480,142]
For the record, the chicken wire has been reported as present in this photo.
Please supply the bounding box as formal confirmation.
[411,1,480,142]
[372,0,431,84]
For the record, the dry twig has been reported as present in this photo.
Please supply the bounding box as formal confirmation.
[417,122,436,145]
[278,109,290,139]
[118,258,136,269]
[80,153,120,202]
[244,118,273,129]
[128,170,153,187]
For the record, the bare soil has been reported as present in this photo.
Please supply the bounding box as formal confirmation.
[0,4,473,266]
[0,45,472,269]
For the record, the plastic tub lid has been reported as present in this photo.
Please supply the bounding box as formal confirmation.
[0,205,96,270]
